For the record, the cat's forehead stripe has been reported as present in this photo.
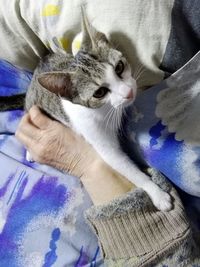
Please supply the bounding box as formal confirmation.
[76,52,100,67]
[75,52,105,79]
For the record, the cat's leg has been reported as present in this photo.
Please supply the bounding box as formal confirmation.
[140,178,172,211]
[107,152,171,211]
[94,138,172,211]
[71,119,172,211]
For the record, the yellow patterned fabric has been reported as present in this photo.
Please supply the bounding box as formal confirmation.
[0,0,174,88]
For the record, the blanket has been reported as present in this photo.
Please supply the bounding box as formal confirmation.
[0,61,103,267]
[0,0,200,266]
[0,52,200,266]
[125,52,200,247]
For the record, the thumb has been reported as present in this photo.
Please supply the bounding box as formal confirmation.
[29,106,52,130]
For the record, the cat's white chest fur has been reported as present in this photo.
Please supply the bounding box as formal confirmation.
[61,100,119,149]
[61,99,172,212]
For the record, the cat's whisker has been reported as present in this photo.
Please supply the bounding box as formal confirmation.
[134,63,147,82]
[134,66,142,78]
[118,105,123,130]
[135,68,146,82]
[113,43,121,51]
[123,105,129,118]
[133,63,144,79]
[104,111,112,131]
[116,107,120,130]
[110,106,121,133]
[105,107,115,132]
[103,106,114,124]
[110,109,117,133]
[113,104,125,136]
[115,108,120,131]
[111,108,118,132]
[134,68,144,80]
[103,105,113,122]
[111,112,116,132]
[120,119,126,138]
[137,76,149,83]
[119,105,129,138]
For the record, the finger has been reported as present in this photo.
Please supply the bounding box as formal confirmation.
[17,113,40,139]
[29,106,52,130]
[15,129,35,150]
[15,129,44,162]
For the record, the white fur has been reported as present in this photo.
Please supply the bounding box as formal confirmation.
[105,64,137,107]
[61,67,172,211]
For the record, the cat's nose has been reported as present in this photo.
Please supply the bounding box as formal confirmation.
[126,90,134,99]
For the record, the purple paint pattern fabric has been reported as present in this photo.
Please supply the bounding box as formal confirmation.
[0,60,103,267]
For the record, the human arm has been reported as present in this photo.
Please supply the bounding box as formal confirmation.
[15,106,199,266]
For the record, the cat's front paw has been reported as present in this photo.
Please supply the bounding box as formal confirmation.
[144,182,172,211]
[153,191,172,211]
[26,151,34,162]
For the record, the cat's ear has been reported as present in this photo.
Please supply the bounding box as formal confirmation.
[80,7,109,52]
[37,72,72,98]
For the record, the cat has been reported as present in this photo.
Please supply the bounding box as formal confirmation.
[0,12,172,211]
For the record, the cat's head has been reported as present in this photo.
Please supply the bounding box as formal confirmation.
[38,11,137,110]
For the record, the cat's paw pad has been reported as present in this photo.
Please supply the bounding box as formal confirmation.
[154,191,172,211]
[26,151,34,162]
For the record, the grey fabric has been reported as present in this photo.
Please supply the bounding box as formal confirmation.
[160,0,200,76]
[156,51,200,145]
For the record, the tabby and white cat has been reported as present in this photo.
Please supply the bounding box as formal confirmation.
[0,13,172,211]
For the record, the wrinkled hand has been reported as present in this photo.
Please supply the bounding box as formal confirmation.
[15,106,97,178]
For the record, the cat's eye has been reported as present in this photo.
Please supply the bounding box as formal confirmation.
[93,87,109,98]
[115,60,124,77]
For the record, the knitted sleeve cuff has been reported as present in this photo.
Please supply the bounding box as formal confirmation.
[85,187,191,266]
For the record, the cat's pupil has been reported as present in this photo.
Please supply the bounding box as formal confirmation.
[93,87,109,98]
[115,60,124,77]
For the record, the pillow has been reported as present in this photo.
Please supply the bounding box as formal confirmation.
[0,0,174,87]
[1,1,200,87]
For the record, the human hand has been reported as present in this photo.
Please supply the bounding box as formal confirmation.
[15,106,97,177]
[15,106,134,205]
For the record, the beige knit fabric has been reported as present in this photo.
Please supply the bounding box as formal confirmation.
[86,188,192,267]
